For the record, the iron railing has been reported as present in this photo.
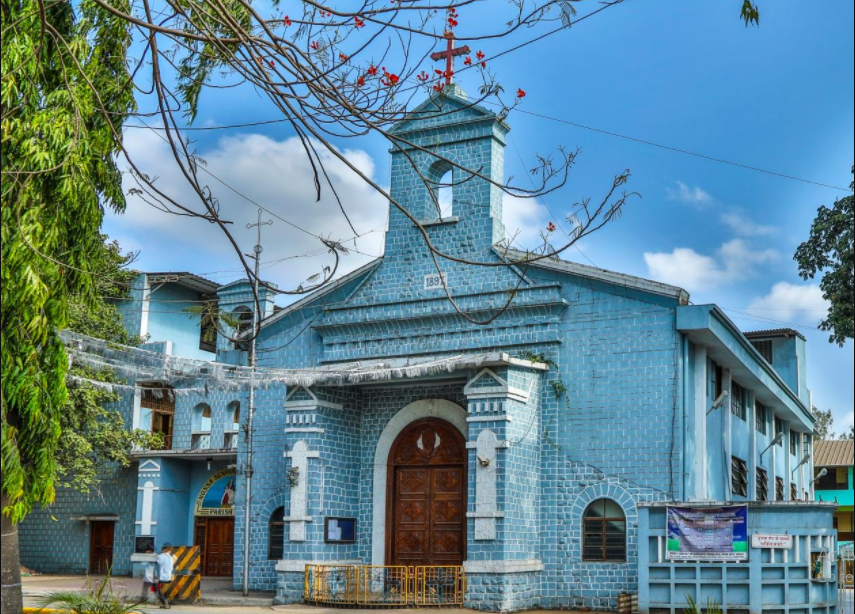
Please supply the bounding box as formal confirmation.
[304,564,465,607]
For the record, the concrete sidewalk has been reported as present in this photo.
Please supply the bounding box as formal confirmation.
[22,574,275,607]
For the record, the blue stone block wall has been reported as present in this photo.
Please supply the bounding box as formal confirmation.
[18,464,138,575]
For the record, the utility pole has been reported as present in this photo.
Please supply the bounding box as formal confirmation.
[242,208,272,596]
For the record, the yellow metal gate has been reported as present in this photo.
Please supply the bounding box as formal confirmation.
[305,564,465,606]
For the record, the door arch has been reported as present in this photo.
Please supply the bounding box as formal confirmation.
[386,417,467,566]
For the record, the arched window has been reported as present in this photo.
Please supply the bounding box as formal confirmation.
[193,403,212,433]
[229,401,241,431]
[233,306,253,351]
[582,499,626,562]
[431,168,454,219]
[268,507,285,560]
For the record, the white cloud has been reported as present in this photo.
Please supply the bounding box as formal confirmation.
[666,180,714,208]
[747,282,828,323]
[643,239,778,292]
[501,193,551,249]
[111,130,388,294]
[720,211,776,237]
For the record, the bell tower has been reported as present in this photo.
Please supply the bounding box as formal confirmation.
[385,85,509,262]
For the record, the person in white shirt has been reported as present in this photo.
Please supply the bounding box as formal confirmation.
[154,544,175,609]
[140,546,157,603]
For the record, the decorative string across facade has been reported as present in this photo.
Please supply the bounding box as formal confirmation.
[61,330,539,392]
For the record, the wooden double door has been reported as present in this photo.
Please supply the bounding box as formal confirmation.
[89,521,115,574]
[195,517,234,576]
[387,418,467,566]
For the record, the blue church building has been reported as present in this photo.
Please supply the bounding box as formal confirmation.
[19,86,840,612]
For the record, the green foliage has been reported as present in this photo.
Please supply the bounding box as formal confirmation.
[38,569,144,614]
[684,595,723,614]
[811,406,835,440]
[740,1,760,27]
[1,0,135,521]
[794,166,855,346]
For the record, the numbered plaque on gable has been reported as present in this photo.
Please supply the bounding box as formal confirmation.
[324,517,356,543]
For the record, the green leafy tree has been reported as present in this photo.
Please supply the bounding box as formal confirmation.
[811,406,835,440]
[59,237,163,494]
[1,1,134,609]
[794,166,855,346]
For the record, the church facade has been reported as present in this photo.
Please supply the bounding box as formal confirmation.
[19,87,835,612]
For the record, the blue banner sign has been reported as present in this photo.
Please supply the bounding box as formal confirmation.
[666,505,748,561]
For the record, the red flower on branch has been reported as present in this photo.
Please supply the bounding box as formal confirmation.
[546,221,556,232]
[310,40,319,51]
[476,50,485,60]
[463,56,472,66]
[283,15,291,26]
[516,88,526,98]
[367,65,378,76]
[443,69,454,80]
[433,82,445,93]
[354,16,365,28]
[269,60,275,68]
[357,75,365,87]
[448,16,458,28]
[339,52,348,62]
[417,71,430,82]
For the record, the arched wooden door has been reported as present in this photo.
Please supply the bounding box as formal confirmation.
[386,418,467,566]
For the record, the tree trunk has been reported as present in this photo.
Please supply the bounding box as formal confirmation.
[1,490,24,613]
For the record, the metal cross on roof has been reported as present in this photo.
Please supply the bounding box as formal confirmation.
[430,31,470,85]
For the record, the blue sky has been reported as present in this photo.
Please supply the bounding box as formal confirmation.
[105,1,854,433]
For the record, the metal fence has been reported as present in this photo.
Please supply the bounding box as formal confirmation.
[304,564,465,607]
[841,547,854,614]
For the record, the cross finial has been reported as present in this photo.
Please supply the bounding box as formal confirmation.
[430,31,470,86]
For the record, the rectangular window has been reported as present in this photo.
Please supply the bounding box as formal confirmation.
[142,386,174,450]
[731,455,749,497]
[730,381,747,421]
[751,339,774,363]
[755,402,768,434]
[815,467,848,491]
[803,435,811,459]
[710,360,723,400]
[790,431,799,456]
[756,467,769,501]
[775,417,784,446]
[776,477,785,501]
[790,483,798,501]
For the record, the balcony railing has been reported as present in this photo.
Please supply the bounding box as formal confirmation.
[223,432,239,450]
[191,433,211,450]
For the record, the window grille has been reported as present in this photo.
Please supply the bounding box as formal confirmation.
[731,456,749,497]
[268,507,285,560]
[776,477,785,501]
[790,483,798,501]
[730,381,747,420]
[582,499,626,562]
[755,402,767,434]
[751,339,773,363]
[756,467,769,501]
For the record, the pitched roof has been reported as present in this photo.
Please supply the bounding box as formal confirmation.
[494,247,690,303]
[144,272,220,294]
[814,439,854,467]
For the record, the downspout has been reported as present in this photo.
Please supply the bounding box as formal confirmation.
[681,334,690,502]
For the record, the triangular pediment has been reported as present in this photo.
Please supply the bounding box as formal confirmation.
[389,86,500,136]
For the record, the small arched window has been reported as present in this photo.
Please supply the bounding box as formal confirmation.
[233,306,253,351]
[229,401,241,431]
[431,168,454,219]
[582,499,626,562]
[268,507,285,560]
[193,403,212,433]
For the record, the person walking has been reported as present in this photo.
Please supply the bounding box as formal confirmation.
[154,544,175,609]
[140,546,157,604]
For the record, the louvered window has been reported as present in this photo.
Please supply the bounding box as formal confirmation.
[731,456,749,497]
[756,468,769,501]
[751,339,773,363]
[268,507,285,560]
[775,417,784,446]
[790,431,799,456]
[791,483,798,501]
[776,477,785,501]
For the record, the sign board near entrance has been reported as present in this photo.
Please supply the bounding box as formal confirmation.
[666,505,748,561]
[751,533,793,549]
[195,468,236,516]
